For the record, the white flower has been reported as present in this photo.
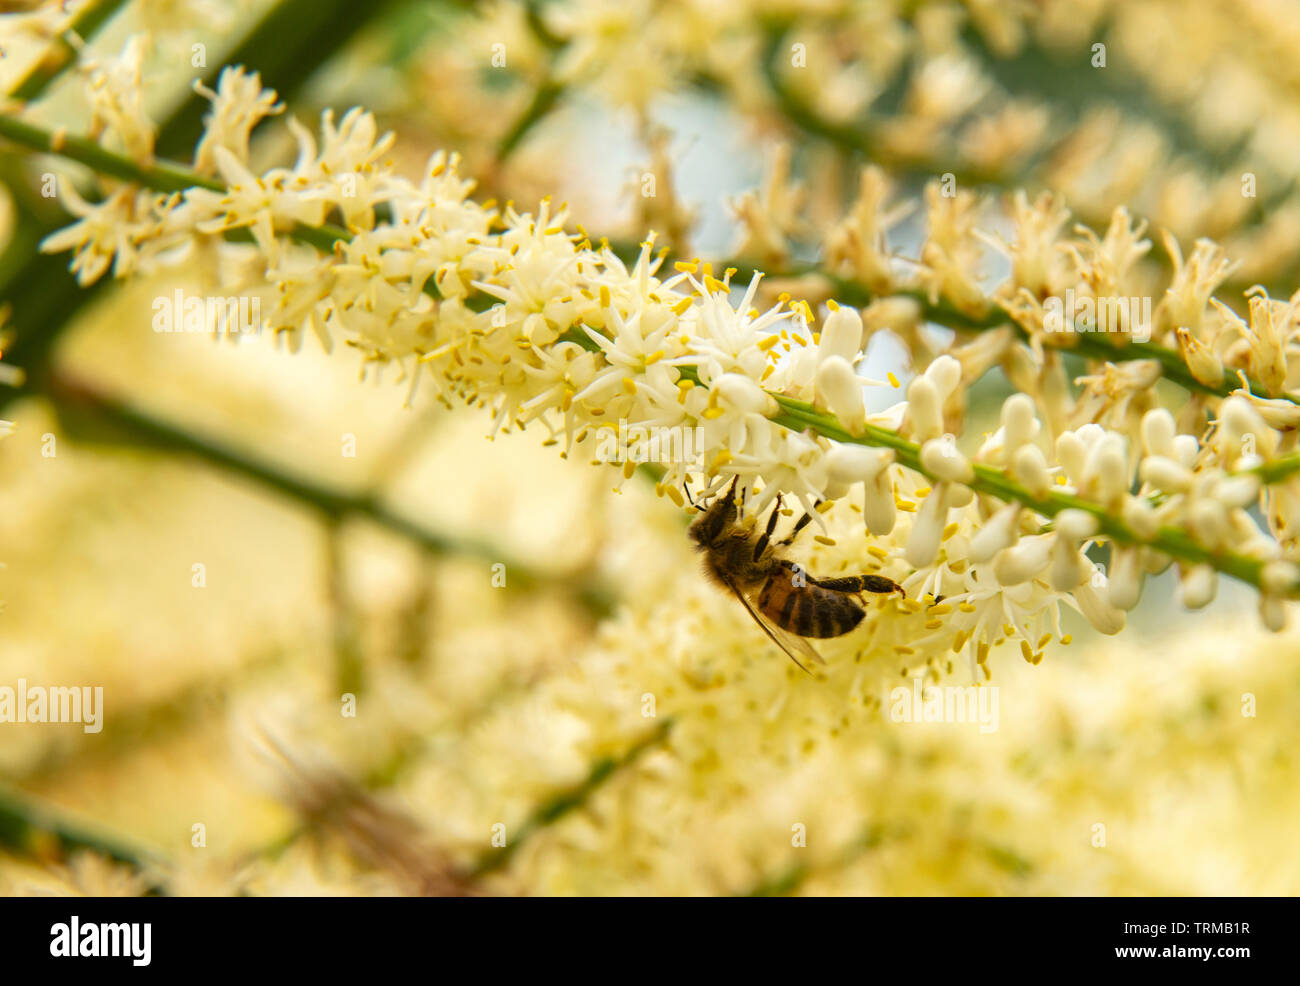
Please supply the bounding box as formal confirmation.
[192,67,283,175]
[82,34,155,164]
[39,185,161,286]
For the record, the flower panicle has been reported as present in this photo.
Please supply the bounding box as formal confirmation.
[21,31,1300,664]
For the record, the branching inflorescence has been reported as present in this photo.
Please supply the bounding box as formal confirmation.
[6,22,1300,690]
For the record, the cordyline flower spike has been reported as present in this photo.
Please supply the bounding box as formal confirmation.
[15,27,1300,684]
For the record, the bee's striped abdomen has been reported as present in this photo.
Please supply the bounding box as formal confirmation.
[757,578,866,638]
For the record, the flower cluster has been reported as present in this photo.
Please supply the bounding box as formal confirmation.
[19,32,1300,681]
[9,8,1300,900]
[728,154,1300,620]
[425,0,1300,286]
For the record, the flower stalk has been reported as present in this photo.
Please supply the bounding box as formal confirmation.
[10,106,1300,602]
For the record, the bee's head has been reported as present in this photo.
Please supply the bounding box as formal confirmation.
[686,510,711,547]
[687,479,739,548]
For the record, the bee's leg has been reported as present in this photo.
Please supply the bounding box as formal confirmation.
[778,506,816,546]
[809,573,905,597]
[753,494,784,561]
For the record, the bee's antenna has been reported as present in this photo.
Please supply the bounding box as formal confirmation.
[683,479,698,509]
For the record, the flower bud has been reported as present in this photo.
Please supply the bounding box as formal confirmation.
[1172,434,1200,469]
[1187,499,1230,549]
[1074,579,1125,635]
[1084,437,1128,506]
[818,306,864,364]
[1176,564,1216,610]
[1139,455,1193,493]
[946,483,974,507]
[924,354,962,400]
[1140,408,1177,458]
[1261,560,1300,596]
[1001,394,1039,453]
[1055,431,1087,483]
[970,503,1020,562]
[1011,443,1052,496]
[1214,474,1260,508]
[815,356,866,434]
[993,537,1051,585]
[826,444,893,484]
[906,485,947,567]
[921,436,974,483]
[1049,538,1084,592]
[863,470,896,535]
[713,373,777,416]
[1220,397,1265,456]
[1260,594,1287,632]
[1107,547,1143,610]
[1142,550,1174,575]
[904,376,943,441]
[1121,498,1159,541]
[1054,508,1099,541]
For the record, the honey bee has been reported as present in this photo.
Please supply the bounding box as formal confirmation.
[688,478,904,673]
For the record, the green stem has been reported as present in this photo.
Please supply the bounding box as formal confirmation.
[0,113,353,253]
[468,718,673,879]
[0,787,163,892]
[767,391,1293,596]
[0,113,222,193]
[1,0,399,395]
[563,326,1300,598]
[6,110,1264,407]
[44,369,615,617]
[522,0,565,51]
[12,113,1298,595]
[744,824,885,896]
[494,1,569,163]
[496,80,563,162]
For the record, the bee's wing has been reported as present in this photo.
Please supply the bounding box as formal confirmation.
[722,579,825,673]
